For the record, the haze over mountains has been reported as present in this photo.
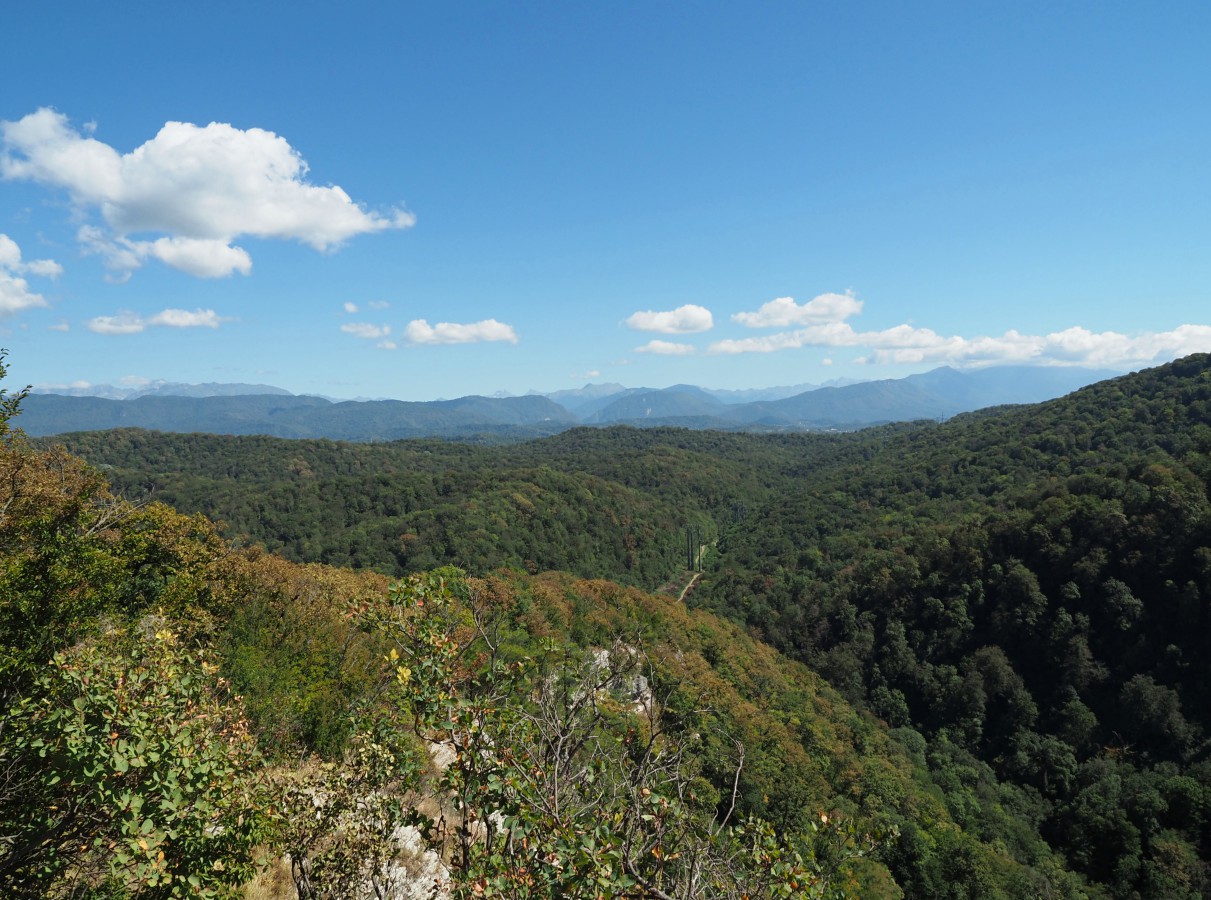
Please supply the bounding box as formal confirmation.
[22,365,1119,440]
[33,381,295,400]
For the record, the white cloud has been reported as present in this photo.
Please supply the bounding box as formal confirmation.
[367,300,390,310]
[0,272,48,316]
[0,232,62,316]
[88,312,146,334]
[147,308,223,328]
[405,318,518,345]
[142,237,252,278]
[48,321,70,332]
[708,331,816,354]
[341,322,391,340]
[23,258,63,278]
[343,302,359,313]
[87,307,226,334]
[0,235,20,270]
[625,304,713,334]
[377,339,398,350]
[732,291,862,328]
[635,339,695,356]
[1,108,414,279]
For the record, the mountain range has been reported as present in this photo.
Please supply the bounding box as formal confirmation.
[21,364,1120,440]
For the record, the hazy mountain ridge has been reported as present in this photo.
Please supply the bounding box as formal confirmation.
[21,392,576,441]
[22,365,1120,439]
[577,365,1118,428]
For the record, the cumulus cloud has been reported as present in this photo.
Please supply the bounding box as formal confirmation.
[0,272,48,316]
[0,233,61,316]
[341,322,391,340]
[635,339,695,356]
[405,318,518,345]
[87,307,226,335]
[1,108,414,279]
[732,291,862,328]
[343,302,359,313]
[625,304,713,334]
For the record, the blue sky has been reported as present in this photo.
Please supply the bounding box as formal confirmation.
[3,2,1210,400]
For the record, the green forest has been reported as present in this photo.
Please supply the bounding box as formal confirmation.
[7,353,1211,897]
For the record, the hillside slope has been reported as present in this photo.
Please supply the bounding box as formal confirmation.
[698,355,1211,898]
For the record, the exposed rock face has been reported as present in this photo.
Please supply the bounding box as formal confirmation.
[379,825,449,900]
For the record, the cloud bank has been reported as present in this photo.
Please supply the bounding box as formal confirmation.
[1,108,414,279]
[716,291,1211,369]
[625,304,713,334]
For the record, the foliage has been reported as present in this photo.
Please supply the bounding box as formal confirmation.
[216,553,389,759]
[0,348,29,439]
[0,627,271,898]
[359,571,888,898]
[274,720,426,900]
[44,426,810,589]
[0,435,255,698]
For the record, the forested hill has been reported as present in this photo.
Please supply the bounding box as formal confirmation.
[698,354,1211,897]
[46,426,835,586]
[40,353,1211,897]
